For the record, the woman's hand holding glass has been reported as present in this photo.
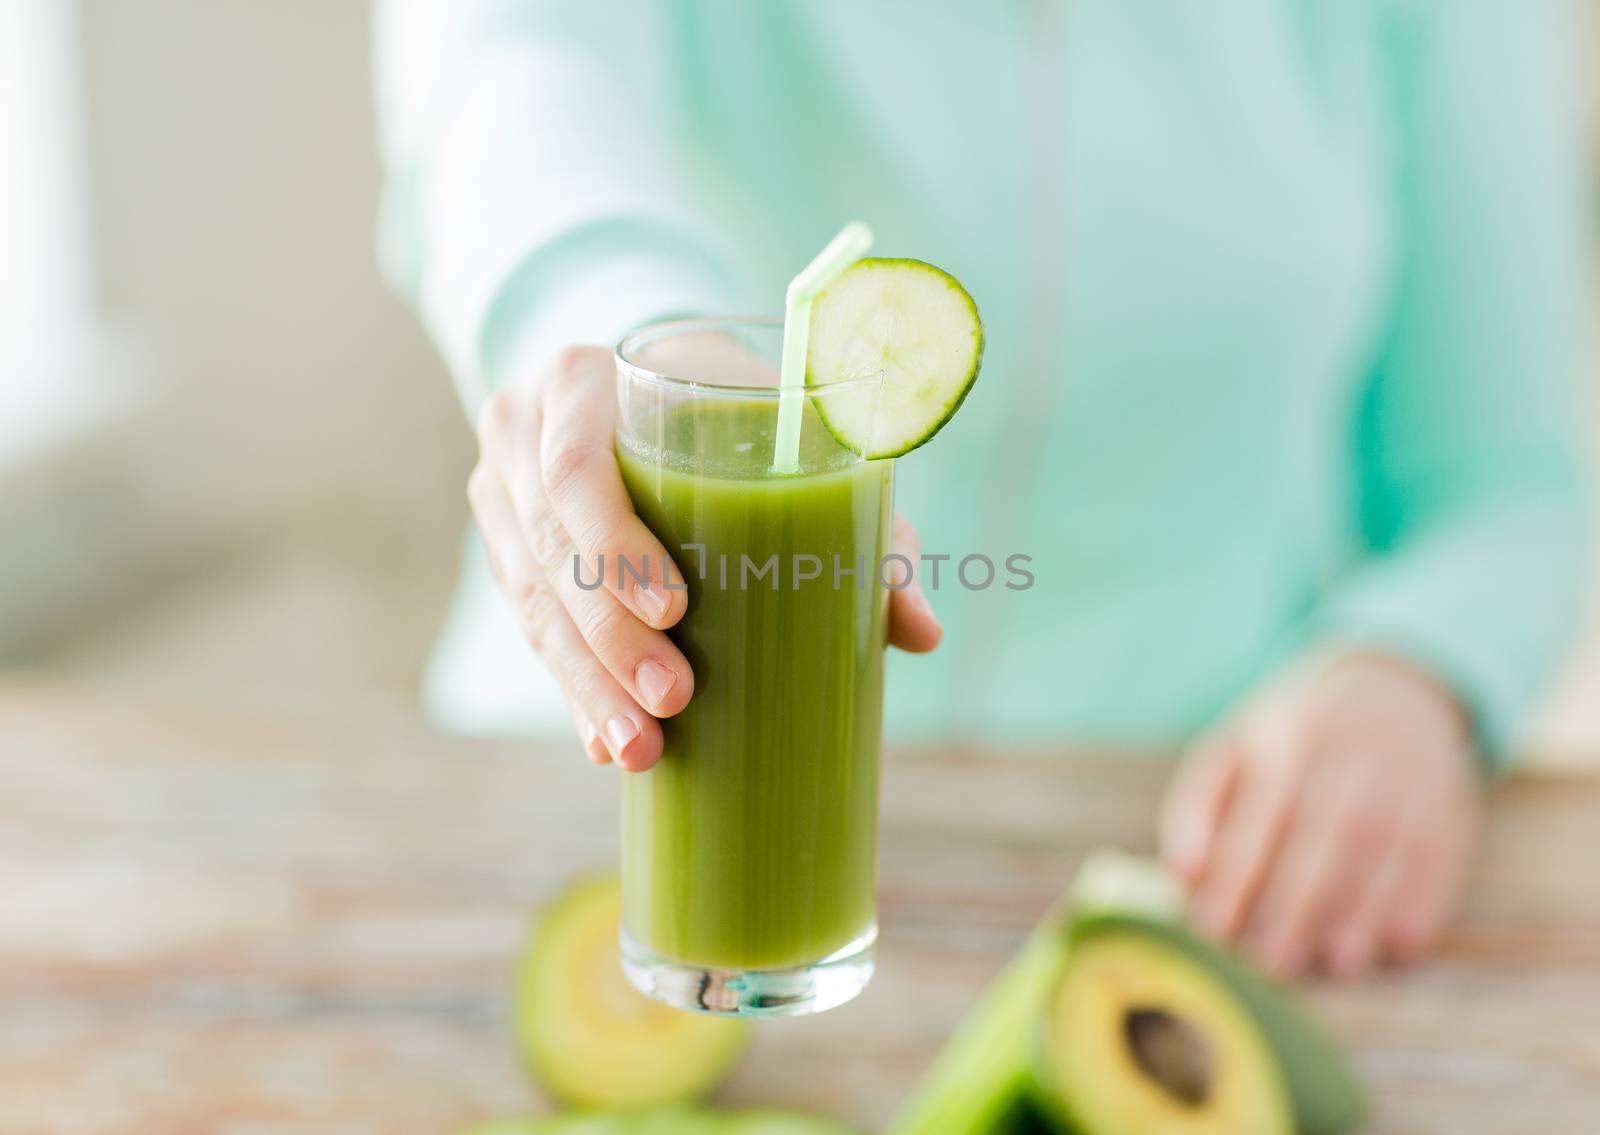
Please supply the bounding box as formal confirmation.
[468,344,943,772]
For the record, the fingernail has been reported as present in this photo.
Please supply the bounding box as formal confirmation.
[635,659,678,713]
[604,714,640,761]
[634,583,669,625]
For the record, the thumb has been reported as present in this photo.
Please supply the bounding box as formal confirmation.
[887,513,942,653]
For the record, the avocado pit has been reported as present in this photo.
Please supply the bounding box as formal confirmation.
[1124,1007,1213,1107]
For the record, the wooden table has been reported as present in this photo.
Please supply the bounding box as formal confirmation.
[2,685,1597,1134]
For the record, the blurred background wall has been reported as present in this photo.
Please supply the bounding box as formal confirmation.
[4,1,1599,762]
[2,0,472,720]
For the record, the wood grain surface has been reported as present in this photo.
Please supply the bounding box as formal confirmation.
[1,684,1597,1134]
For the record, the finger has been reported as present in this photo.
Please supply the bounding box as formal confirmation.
[516,464,694,719]
[1190,746,1304,941]
[472,472,663,771]
[1325,787,1454,974]
[1159,737,1241,885]
[1244,756,1391,977]
[886,514,942,653]
[566,697,610,765]
[470,461,538,604]
[469,465,512,590]
[532,346,687,630]
[530,589,664,772]
[1314,768,1430,976]
[1323,846,1403,976]
[1384,794,1475,964]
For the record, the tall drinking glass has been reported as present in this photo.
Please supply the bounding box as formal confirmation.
[613,316,891,1016]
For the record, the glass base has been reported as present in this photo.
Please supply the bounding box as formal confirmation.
[619,923,876,1017]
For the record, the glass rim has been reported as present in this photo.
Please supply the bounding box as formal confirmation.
[615,315,883,399]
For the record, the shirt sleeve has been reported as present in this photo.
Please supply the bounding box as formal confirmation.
[372,0,744,419]
[1305,0,1594,767]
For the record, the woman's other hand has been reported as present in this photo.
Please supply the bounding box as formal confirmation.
[1159,652,1481,977]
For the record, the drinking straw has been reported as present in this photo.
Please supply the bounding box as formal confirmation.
[773,221,874,472]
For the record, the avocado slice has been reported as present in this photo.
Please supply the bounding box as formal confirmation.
[624,1108,729,1135]
[1035,916,1366,1135]
[883,853,1186,1135]
[515,877,748,1110]
[460,1109,739,1135]
[457,1115,634,1135]
[722,1112,858,1135]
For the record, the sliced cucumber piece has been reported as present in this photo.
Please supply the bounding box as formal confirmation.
[515,876,748,1110]
[806,257,983,459]
[722,1111,858,1135]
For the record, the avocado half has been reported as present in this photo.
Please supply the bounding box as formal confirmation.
[883,852,1187,1135]
[514,876,748,1110]
[1033,915,1366,1135]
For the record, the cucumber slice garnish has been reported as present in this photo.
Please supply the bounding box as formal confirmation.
[806,257,983,459]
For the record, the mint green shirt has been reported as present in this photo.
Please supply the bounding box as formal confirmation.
[377,1,1592,763]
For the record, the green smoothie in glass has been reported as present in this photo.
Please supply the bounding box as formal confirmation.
[613,230,982,1017]
[618,397,892,974]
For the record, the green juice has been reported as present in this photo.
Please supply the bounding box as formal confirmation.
[617,399,892,972]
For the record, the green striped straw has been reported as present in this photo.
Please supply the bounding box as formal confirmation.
[773,221,875,473]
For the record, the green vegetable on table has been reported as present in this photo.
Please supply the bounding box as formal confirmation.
[459,1109,854,1135]
[885,851,1366,1135]
[486,851,1361,1135]
[514,876,747,1111]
